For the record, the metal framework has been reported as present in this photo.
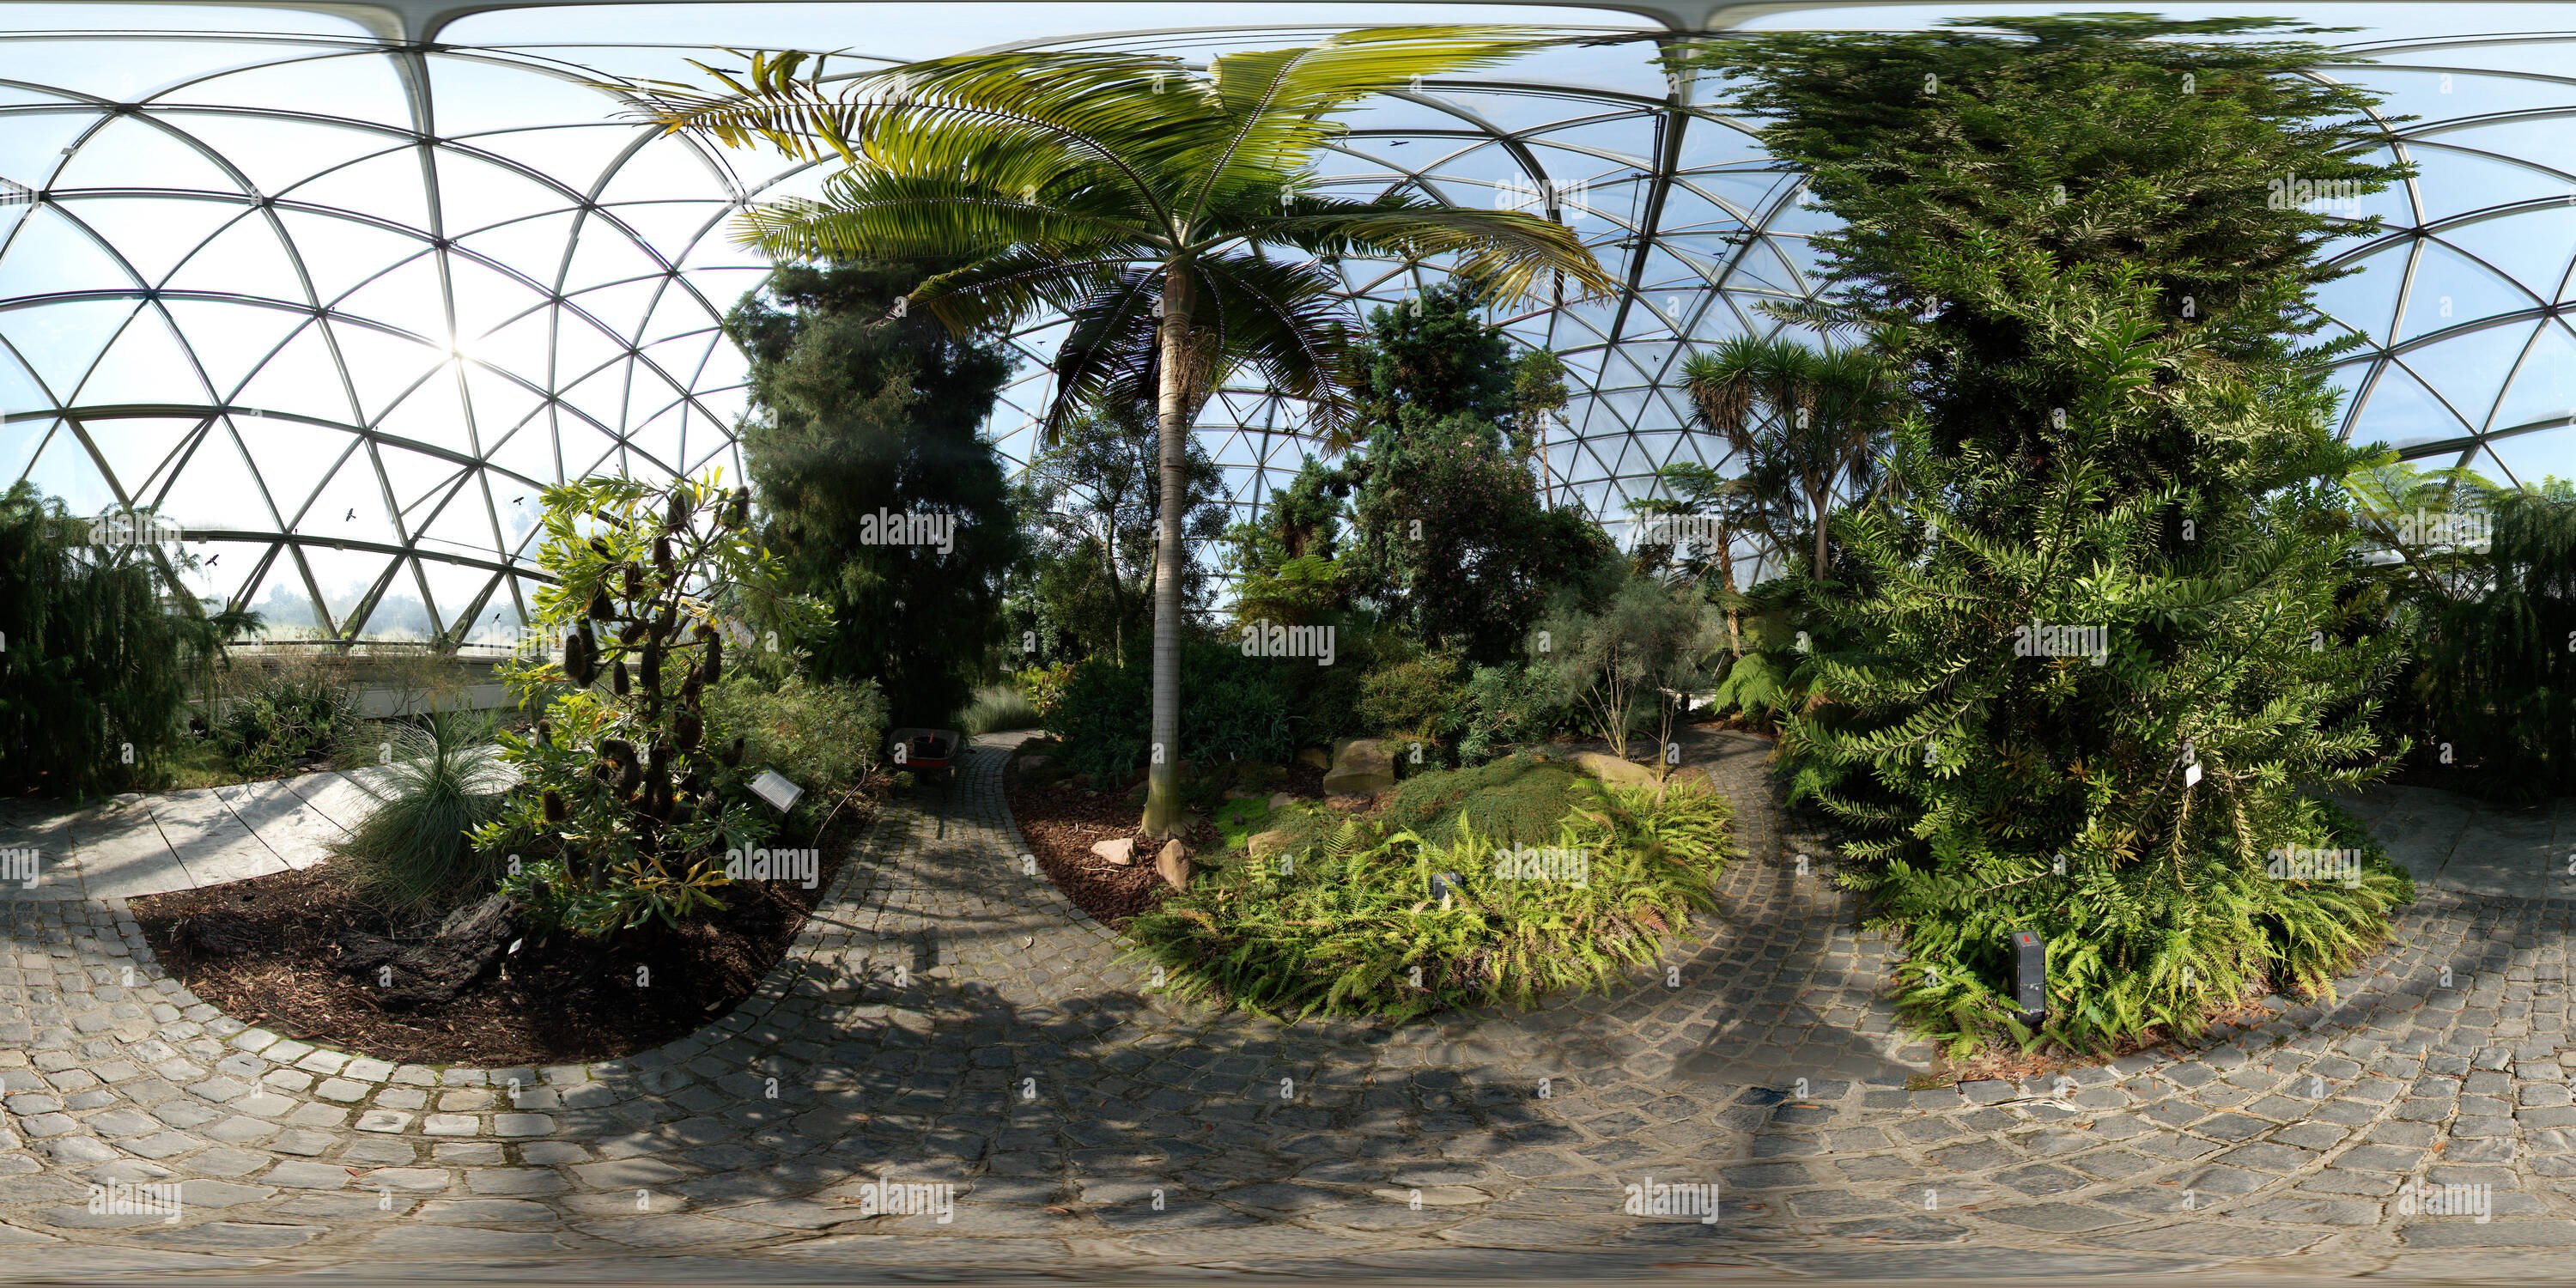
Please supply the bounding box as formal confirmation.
[3,8,2572,641]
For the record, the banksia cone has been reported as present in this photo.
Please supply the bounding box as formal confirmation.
[640,641,661,695]
[666,489,690,532]
[675,709,702,752]
[647,738,671,778]
[611,659,630,696]
[653,535,675,579]
[655,603,677,637]
[600,738,635,767]
[617,759,642,797]
[725,486,750,530]
[541,788,567,823]
[535,719,552,749]
[588,536,613,560]
[717,734,744,768]
[563,632,597,687]
[702,634,722,685]
[623,565,644,602]
[587,590,613,621]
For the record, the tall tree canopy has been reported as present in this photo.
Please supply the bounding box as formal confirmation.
[728,261,1020,728]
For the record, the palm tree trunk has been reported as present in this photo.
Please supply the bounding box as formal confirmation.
[1810,485,1831,580]
[1142,264,1194,838]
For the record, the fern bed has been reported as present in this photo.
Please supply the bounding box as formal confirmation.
[1124,777,1735,1023]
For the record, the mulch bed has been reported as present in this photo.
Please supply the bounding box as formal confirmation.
[132,801,872,1067]
[1004,755,1330,928]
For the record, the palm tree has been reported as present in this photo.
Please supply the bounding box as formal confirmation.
[1680,335,1896,582]
[621,29,1617,835]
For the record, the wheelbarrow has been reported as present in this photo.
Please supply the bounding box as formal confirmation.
[889,727,961,777]
[888,727,963,832]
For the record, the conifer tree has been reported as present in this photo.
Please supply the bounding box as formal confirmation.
[1674,15,2420,1050]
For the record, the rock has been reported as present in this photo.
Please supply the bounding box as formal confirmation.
[1019,754,1052,774]
[1091,837,1136,866]
[1325,793,1376,812]
[1297,747,1330,770]
[1223,788,1250,801]
[1155,840,1191,890]
[1571,750,1659,790]
[1321,738,1396,796]
[1247,830,1292,860]
[333,892,515,1008]
[1268,792,1297,811]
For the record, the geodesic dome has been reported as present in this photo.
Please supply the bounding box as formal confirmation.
[3,2,2572,641]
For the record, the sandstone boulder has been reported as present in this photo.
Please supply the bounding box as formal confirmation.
[1091,836,1136,866]
[1155,840,1191,890]
[1321,738,1396,796]
[1571,750,1658,790]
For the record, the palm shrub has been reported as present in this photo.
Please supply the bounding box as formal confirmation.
[1127,779,1732,1021]
[2346,460,2576,802]
[475,473,824,939]
[621,27,1616,838]
[339,710,513,917]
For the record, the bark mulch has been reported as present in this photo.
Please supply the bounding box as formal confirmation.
[131,803,871,1067]
[1004,754,1329,929]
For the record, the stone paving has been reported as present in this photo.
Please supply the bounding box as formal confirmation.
[0,735,2573,1280]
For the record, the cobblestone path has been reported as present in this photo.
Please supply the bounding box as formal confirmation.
[1,734,2573,1280]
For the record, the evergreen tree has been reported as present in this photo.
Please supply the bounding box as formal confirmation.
[1674,15,2420,1051]
[728,262,1019,728]
[1341,280,1615,662]
[0,485,191,797]
[1008,407,1227,666]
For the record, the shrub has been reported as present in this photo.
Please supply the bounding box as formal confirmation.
[1455,661,1566,762]
[477,473,825,940]
[1044,638,1297,782]
[1013,661,1075,720]
[217,658,361,775]
[0,484,201,797]
[1384,753,1609,848]
[704,672,888,831]
[1354,644,1467,746]
[959,683,1041,734]
[1127,779,1734,1022]
[338,710,513,918]
[1538,571,1725,760]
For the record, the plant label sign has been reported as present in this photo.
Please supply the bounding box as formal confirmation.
[750,769,805,813]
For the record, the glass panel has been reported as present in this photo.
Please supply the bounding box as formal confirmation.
[76,307,211,405]
[0,6,370,36]
[0,39,286,100]
[78,415,200,501]
[232,319,357,423]
[330,319,448,422]
[0,298,136,397]
[165,51,414,128]
[53,195,245,287]
[159,420,275,529]
[284,149,435,232]
[426,54,623,136]
[2393,240,2534,342]
[161,111,407,197]
[52,115,242,192]
[2483,426,2576,487]
[2488,321,2576,435]
[0,204,137,295]
[162,208,307,301]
